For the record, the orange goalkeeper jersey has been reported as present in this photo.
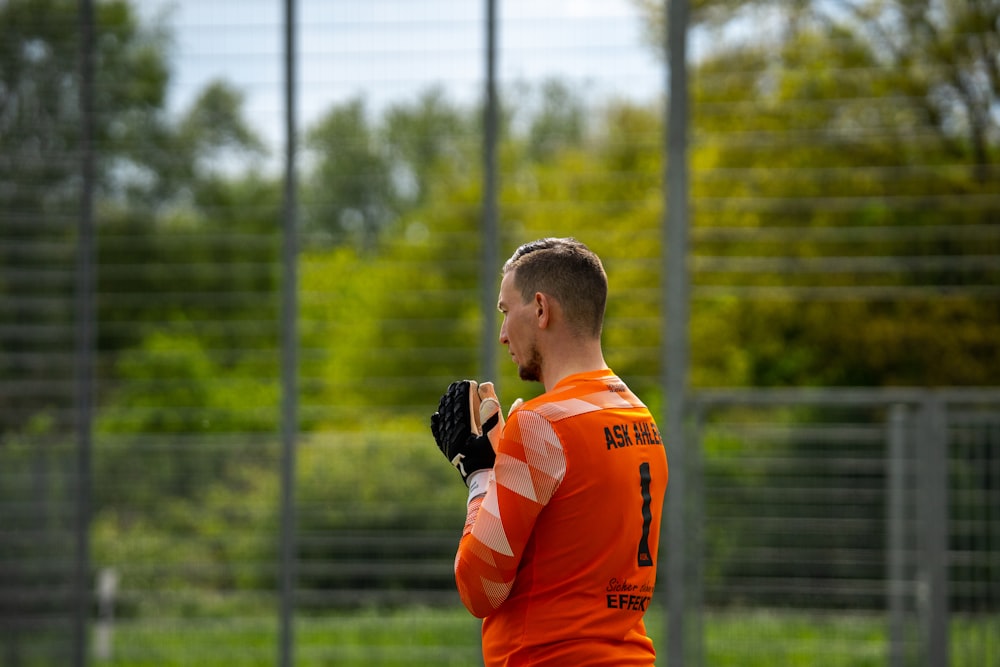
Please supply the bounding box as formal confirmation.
[455,369,668,667]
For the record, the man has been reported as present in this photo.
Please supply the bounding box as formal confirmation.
[431,237,668,666]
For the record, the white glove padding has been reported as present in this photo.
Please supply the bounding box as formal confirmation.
[476,382,504,453]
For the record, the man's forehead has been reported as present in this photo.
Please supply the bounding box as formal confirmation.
[497,272,517,306]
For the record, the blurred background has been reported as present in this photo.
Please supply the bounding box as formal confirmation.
[1,0,998,665]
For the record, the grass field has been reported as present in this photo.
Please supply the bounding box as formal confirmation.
[70,605,996,666]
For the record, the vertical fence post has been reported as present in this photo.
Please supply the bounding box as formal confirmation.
[480,0,499,384]
[887,403,909,667]
[688,402,704,667]
[475,4,499,662]
[917,396,949,666]
[75,0,97,665]
[278,0,299,665]
[663,0,691,662]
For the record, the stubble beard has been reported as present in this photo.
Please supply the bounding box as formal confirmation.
[518,344,543,383]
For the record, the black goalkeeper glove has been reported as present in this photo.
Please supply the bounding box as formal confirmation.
[431,380,503,486]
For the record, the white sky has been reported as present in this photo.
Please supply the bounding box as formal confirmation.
[140,0,665,150]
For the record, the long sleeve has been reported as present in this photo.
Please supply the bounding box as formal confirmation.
[453,409,567,617]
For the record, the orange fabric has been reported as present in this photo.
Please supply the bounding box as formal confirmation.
[454,370,668,667]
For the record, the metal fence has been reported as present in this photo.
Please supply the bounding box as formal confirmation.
[3,394,998,665]
[682,389,1000,667]
[2,0,998,666]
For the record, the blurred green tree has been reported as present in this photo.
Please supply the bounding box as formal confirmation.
[631,0,1000,387]
[0,0,171,435]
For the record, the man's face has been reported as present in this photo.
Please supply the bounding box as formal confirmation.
[498,271,542,383]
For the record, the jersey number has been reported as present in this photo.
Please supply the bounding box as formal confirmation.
[637,462,654,567]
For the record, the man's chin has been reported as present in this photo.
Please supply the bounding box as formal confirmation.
[518,366,540,383]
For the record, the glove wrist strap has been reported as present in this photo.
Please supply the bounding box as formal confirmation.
[467,469,492,503]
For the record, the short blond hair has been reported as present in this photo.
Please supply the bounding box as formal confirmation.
[502,238,607,338]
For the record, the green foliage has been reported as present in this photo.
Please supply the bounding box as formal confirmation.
[637,0,1000,166]
[93,607,484,666]
[297,420,464,531]
[84,607,1000,666]
[0,0,171,434]
[683,19,1000,387]
[383,87,476,206]
[304,99,395,250]
[90,418,468,615]
[91,462,278,617]
[94,331,278,513]
[99,331,278,436]
[0,417,77,634]
[301,89,477,254]
[299,243,477,427]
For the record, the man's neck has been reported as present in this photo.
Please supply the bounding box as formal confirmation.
[540,344,607,393]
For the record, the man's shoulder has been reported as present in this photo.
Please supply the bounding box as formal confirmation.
[519,373,646,424]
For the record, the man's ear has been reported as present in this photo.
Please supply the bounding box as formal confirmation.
[534,292,550,329]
